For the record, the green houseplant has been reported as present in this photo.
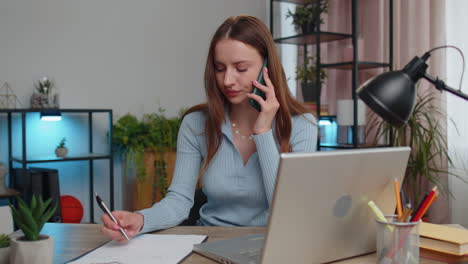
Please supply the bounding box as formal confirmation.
[286,0,328,34]
[31,77,59,109]
[0,234,11,264]
[366,90,467,209]
[296,56,326,102]
[113,108,182,209]
[0,235,9,248]
[9,195,57,264]
[55,137,68,158]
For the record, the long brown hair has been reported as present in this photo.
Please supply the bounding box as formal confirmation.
[184,15,312,171]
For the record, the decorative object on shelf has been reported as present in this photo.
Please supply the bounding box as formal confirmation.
[336,99,366,145]
[0,163,7,194]
[55,137,68,158]
[31,77,59,109]
[60,195,84,223]
[365,90,466,209]
[113,107,183,210]
[0,82,22,109]
[9,195,57,264]
[286,0,328,34]
[0,234,11,264]
[296,56,327,102]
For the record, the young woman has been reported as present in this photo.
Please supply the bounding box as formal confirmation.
[101,15,317,242]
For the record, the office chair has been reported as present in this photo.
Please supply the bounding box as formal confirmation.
[179,188,207,226]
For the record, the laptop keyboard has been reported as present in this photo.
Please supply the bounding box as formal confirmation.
[240,248,262,263]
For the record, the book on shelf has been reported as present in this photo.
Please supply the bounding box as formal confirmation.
[419,222,468,256]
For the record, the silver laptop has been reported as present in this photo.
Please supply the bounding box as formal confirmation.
[194,147,411,264]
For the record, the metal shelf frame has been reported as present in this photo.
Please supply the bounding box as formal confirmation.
[1,108,114,223]
[270,0,394,149]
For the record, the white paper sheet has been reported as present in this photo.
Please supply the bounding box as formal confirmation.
[68,234,207,264]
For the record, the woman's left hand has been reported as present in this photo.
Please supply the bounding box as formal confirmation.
[247,67,280,135]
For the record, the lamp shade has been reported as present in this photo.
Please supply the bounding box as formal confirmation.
[357,71,416,127]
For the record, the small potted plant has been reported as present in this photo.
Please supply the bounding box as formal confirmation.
[296,56,327,102]
[31,77,59,109]
[9,195,57,264]
[286,0,328,34]
[55,137,68,158]
[0,234,10,264]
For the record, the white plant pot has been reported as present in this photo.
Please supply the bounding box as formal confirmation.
[55,147,68,158]
[10,235,54,264]
[0,247,10,264]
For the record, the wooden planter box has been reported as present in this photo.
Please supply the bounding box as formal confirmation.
[134,150,176,211]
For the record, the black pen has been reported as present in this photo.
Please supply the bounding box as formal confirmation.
[95,192,130,241]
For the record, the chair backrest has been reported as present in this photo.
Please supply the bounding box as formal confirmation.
[0,206,13,235]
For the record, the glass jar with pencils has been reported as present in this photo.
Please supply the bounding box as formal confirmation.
[376,215,421,264]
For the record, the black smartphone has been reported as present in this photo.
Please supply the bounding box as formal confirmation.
[249,57,268,112]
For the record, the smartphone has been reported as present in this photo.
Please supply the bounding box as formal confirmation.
[249,57,268,112]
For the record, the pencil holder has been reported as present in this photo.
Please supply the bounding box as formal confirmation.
[375,215,420,264]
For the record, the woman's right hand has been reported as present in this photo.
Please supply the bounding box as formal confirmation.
[100,211,144,242]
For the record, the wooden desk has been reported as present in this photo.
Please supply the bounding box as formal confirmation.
[0,188,19,198]
[37,223,443,264]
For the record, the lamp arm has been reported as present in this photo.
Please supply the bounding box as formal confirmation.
[423,73,468,100]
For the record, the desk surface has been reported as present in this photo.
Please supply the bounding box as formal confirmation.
[38,223,443,264]
[0,188,19,198]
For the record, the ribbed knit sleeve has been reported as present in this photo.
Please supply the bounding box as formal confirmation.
[253,113,317,206]
[253,130,279,206]
[137,112,203,233]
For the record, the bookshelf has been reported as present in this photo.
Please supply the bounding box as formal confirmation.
[271,0,394,149]
[0,108,113,223]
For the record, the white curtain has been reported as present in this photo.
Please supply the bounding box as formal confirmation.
[446,1,468,228]
[327,0,449,222]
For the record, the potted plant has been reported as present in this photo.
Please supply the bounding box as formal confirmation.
[31,77,59,109]
[296,56,326,102]
[55,137,68,158]
[143,108,182,201]
[9,195,57,264]
[113,108,182,210]
[286,0,328,34]
[366,90,467,210]
[0,234,10,264]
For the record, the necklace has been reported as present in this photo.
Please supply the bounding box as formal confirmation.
[231,122,253,140]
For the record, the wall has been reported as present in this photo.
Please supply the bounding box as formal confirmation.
[0,0,267,222]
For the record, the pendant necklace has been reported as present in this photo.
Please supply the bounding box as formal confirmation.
[231,122,253,140]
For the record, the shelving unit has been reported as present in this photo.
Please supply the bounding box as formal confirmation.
[0,108,113,223]
[271,0,393,149]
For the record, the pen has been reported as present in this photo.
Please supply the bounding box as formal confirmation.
[411,192,428,220]
[393,178,403,219]
[368,200,393,232]
[410,186,438,222]
[95,192,130,241]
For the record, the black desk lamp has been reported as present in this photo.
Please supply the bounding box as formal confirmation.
[357,47,468,127]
